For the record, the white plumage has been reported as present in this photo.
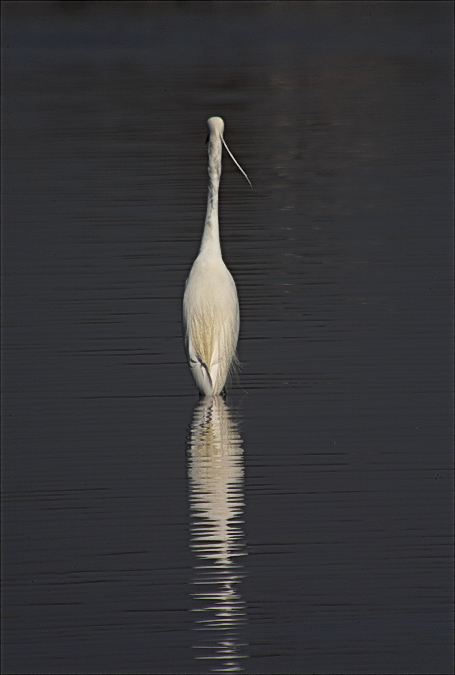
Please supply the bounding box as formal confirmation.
[183,117,249,396]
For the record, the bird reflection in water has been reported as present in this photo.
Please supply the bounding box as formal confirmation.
[187,395,248,673]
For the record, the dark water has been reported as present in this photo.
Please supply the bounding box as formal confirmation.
[2,2,453,674]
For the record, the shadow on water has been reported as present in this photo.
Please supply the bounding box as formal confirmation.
[187,396,248,673]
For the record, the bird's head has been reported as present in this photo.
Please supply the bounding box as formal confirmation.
[207,116,225,136]
[206,116,252,190]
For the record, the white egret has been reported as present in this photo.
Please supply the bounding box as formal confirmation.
[183,117,251,396]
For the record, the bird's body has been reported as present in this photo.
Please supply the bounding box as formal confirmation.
[183,254,239,396]
[183,117,246,396]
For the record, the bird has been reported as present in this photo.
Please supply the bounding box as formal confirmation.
[183,116,251,396]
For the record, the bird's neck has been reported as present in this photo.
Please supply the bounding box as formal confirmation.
[200,134,222,257]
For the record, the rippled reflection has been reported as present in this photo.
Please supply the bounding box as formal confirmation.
[187,395,248,673]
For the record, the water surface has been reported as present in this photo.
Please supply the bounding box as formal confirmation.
[2,2,453,674]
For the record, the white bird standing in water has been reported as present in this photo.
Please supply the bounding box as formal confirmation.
[183,117,252,396]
